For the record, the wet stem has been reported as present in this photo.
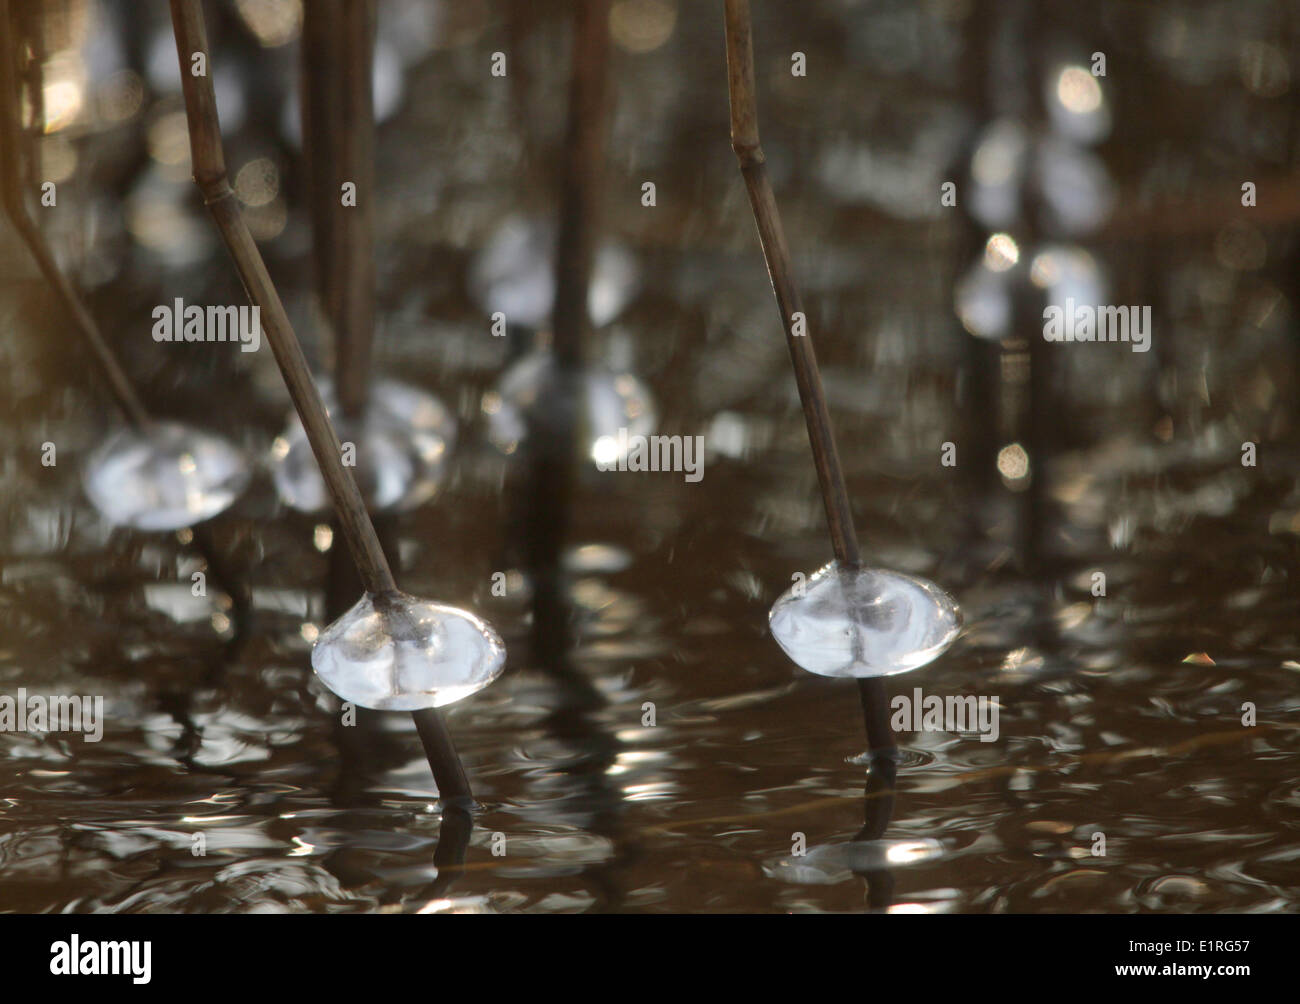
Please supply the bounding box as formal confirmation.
[722,0,895,761]
[302,0,376,419]
[168,0,472,804]
[0,0,151,429]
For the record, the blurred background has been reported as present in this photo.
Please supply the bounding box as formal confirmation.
[0,0,1298,913]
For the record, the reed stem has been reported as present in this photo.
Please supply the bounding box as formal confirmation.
[0,2,150,428]
[335,0,376,418]
[722,0,860,569]
[724,0,898,761]
[170,0,471,803]
[414,709,473,807]
[300,1,341,394]
[552,0,610,368]
[16,0,42,197]
[857,677,898,765]
[169,0,394,597]
[302,0,376,418]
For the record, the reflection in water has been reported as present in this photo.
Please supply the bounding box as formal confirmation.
[409,801,474,910]
[853,761,900,912]
[484,350,657,465]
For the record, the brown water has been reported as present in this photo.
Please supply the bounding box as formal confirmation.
[1,0,1299,913]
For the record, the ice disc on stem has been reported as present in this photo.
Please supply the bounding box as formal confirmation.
[270,378,455,513]
[83,421,250,531]
[468,216,640,329]
[312,591,506,711]
[484,349,656,463]
[769,561,961,678]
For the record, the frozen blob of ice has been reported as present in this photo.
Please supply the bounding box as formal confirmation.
[954,258,1013,340]
[83,421,251,531]
[1046,65,1110,145]
[312,591,506,711]
[969,118,1030,230]
[271,378,455,514]
[468,216,640,329]
[483,349,656,463]
[1031,245,1107,336]
[769,561,961,678]
[1034,137,1113,235]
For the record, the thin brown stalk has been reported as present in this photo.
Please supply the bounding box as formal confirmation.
[17,0,42,196]
[516,0,612,617]
[552,0,610,368]
[335,0,376,417]
[722,0,860,569]
[301,0,375,418]
[169,0,394,597]
[724,0,899,759]
[0,1,149,428]
[169,0,471,803]
[299,0,342,386]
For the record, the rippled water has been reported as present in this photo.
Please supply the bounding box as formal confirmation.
[1,0,1299,913]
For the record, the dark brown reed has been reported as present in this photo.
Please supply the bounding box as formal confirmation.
[0,0,150,428]
[301,0,376,419]
[722,0,894,760]
[168,0,470,803]
[722,0,859,569]
[552,0,611,369]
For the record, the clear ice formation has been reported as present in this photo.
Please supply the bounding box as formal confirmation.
[271,377,455,513]
[956,243,1105,342]
[1031,245,1105,331]
[967,118,1112,236]
[769,561,961,678]
[1045,64,1111,145]
[312,591,506,712]
[1033,137,1113,236]
[468,216,640,329]
[483,349,657,463]
[83,420,251,531]
[763,838,946,883]
[954,257,1014,340]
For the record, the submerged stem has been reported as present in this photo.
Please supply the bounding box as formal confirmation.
[413,709,473,806]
